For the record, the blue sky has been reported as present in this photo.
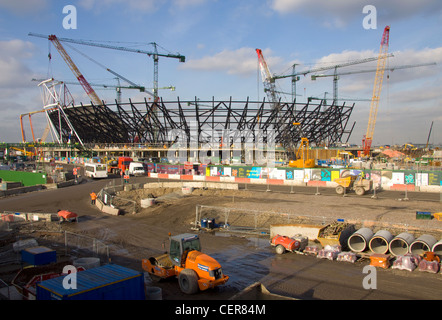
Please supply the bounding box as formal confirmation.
[0,0,441,146]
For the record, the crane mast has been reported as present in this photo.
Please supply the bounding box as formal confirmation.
[47,35,102,106]
[363,26,390,156]
[256,48,280,108]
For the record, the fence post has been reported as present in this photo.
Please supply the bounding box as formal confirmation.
[64,231,68,256]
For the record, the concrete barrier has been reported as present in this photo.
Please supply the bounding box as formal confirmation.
[0,185,45,197]
[143,170,442,194]
[143,181,238,191]
[96,198,120,216]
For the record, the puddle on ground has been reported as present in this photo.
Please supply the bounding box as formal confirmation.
[206,231,274,293]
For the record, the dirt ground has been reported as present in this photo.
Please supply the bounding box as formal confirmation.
[1,182,442,300]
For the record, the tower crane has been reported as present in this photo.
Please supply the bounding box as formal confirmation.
[310,61,436,102]
[39,34,103,106]
[362,25,390,156]
[29,33,185,101]
[272,54,393,102]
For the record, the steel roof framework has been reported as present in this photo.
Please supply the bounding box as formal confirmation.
[47,98,355,152]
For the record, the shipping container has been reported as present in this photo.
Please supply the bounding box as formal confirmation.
[36,264,145,300]
[21,246,57,266]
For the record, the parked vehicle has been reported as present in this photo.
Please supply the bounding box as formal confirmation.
[271,234,308,254]
[85,163,108,179]
[107,157,133,175]
[334,175,372,196]
[128,162,145,176]
[142,233,228,294]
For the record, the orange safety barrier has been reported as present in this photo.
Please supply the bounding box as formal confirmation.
[369,253,390,269]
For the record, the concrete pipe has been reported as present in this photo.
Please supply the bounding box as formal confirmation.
[389,232,415,256]
[348,228,374,252]
[432,240,442,259]
[410,234,438,256]
[369,230,394,254]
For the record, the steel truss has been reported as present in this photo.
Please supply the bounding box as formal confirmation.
[47,97,355,151]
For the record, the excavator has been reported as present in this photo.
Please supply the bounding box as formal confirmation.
[142,233,228,294]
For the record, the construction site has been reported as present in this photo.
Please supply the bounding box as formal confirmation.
[0,24,441,303]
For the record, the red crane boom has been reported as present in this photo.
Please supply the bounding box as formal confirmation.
[48,35,102,106]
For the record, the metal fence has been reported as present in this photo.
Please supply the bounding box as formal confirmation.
[0,217,110,261]
[194,205,333,235]
[63,231,110,260]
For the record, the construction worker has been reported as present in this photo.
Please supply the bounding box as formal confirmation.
[90,191,97,205]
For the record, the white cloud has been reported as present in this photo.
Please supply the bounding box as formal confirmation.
[79,0,207,12]
[0,0,48,15]
[271,0,442,28]
[181,47,285,77]
[0,40,39,94]
[172,0,207,8]
[78,0,163,13]
[306,47,442,97]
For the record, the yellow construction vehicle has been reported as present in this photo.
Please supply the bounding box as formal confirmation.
[142,233,228,294]
[333,175,372,196]
[288,137,315,168]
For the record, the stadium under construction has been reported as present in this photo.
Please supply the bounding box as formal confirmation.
[44,96,354,159]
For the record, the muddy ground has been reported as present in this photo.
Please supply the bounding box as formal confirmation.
[1,180,442,300]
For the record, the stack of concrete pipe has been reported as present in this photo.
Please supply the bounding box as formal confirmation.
[347,228,442,257]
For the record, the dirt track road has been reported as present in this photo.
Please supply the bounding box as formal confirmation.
[1,176,442,300]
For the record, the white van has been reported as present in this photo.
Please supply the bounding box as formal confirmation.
[128,162,145,176]
[85,163,108,179]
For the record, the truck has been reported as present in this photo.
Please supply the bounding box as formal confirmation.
[107,157,133,175]
[128,162,145,176]
[142,233,229,294]
[333,175,372,196]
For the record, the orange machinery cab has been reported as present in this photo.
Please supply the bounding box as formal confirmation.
[142,233,228,294]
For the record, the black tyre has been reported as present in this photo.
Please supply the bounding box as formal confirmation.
[355,187,365,196]
[336,185,344,195]
[178,269,199,294]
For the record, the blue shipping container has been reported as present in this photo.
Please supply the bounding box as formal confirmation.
[21,246,57,266]
[36,264,145,300]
